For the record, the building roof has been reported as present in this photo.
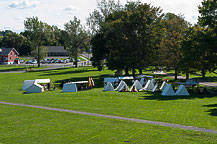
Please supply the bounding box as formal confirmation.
[0,48,19,56]
[47,46,67,53]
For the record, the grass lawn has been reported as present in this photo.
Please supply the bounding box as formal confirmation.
[1,104,217,144]
[0,67,217,143]
[0,65,48,72]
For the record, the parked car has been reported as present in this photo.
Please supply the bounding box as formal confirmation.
[63,59,69,63]
[19,59,25,63]
[31,60,37,64]
[25,60,32,64]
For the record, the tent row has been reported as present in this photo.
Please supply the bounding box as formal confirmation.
[161,84,189,96]
[104,79,157,92]
[104,78,190,96]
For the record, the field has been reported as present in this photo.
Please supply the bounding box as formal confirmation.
[0,66,217,143]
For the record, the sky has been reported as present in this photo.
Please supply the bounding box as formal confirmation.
[0,0,203,33]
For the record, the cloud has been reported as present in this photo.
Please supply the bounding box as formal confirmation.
[9,0,39,9]
[64,5,80,15]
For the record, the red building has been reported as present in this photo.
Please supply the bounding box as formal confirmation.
[0,48,19,64]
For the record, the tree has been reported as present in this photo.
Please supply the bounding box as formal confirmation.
[0,36,3,47]
[159,13,189,80]
[24,17,48,67]
[198,0,217,72]
[198,0,217,29]
[181,25,216,79]
[31,46,48,60]
[1,32,26,55]
[64,16,87,67]
[91,1,163,77]
[87,0,121,35]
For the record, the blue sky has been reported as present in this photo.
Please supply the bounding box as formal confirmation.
[0,0,203,33]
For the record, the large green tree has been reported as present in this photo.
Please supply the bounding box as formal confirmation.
[159,13,189,80]
[91,1,163,77]
[24,17,49,67]
[64,16,87,67]
[198,0,217,72]
[181,25,216,79]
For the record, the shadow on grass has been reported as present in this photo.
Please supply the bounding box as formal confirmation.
[39,67,98,76]
[203,104,217,116]
[198,76,217,83]
[139,92,217,101]
[0,67,26,72]
[54,74,113,89]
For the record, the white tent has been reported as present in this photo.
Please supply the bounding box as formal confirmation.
[118,76,134,80]
[35,79,51,84]
[139,78,145,86]
[22,80,35,91]
[104,77,119,86]
[161,84,176,96]
[115,80,129,91]
[130,80,143,91]
[152,83,158,92]
[26,83,44,93]
[160,81,167,91]
[63,83,77,92]
[176,85,190,96]
[104,82,114,91]
[143,80,155,90]
[151,79,156,85]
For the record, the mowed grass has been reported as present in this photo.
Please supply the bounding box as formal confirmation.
[0,67,217,143]
[1,104,217,144]
[0,65,48,72]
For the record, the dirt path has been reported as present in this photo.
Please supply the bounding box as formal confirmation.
[0,101,217,134]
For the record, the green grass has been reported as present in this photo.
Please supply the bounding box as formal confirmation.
[1,104,217,144]
[0,65,49,72]
[0,67,217,143]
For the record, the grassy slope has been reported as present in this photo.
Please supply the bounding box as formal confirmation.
[0,67,217,143]
[0,104,217,144]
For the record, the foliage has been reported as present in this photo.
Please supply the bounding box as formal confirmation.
[64,16,87,67]
[159,13,189,80]
[181,25,217,78]
[91,1,163,77]
[31,46,48,60]
[87,0,122,35]
[1,32,26,54]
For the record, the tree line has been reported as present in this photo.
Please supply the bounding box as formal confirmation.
[0,17,91,67]
[89,0,217,79]
[0,0,216,79]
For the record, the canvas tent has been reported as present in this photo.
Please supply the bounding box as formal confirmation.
[151,79,156,85]
[143,80,155,91]
[176,85,190,96]
[63,83,77,92]
[160,81,167,91]
[130,80,143,91]
[152,83,158,92]
[26,83,44,93]
[22,80,35,91]
[35,79,51,84]
[104,77,119,86]
[118,76,134,80]
[161,84,176,96]
[139,78,145,86]
[104,82,114,91]
[115,80,129,92]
